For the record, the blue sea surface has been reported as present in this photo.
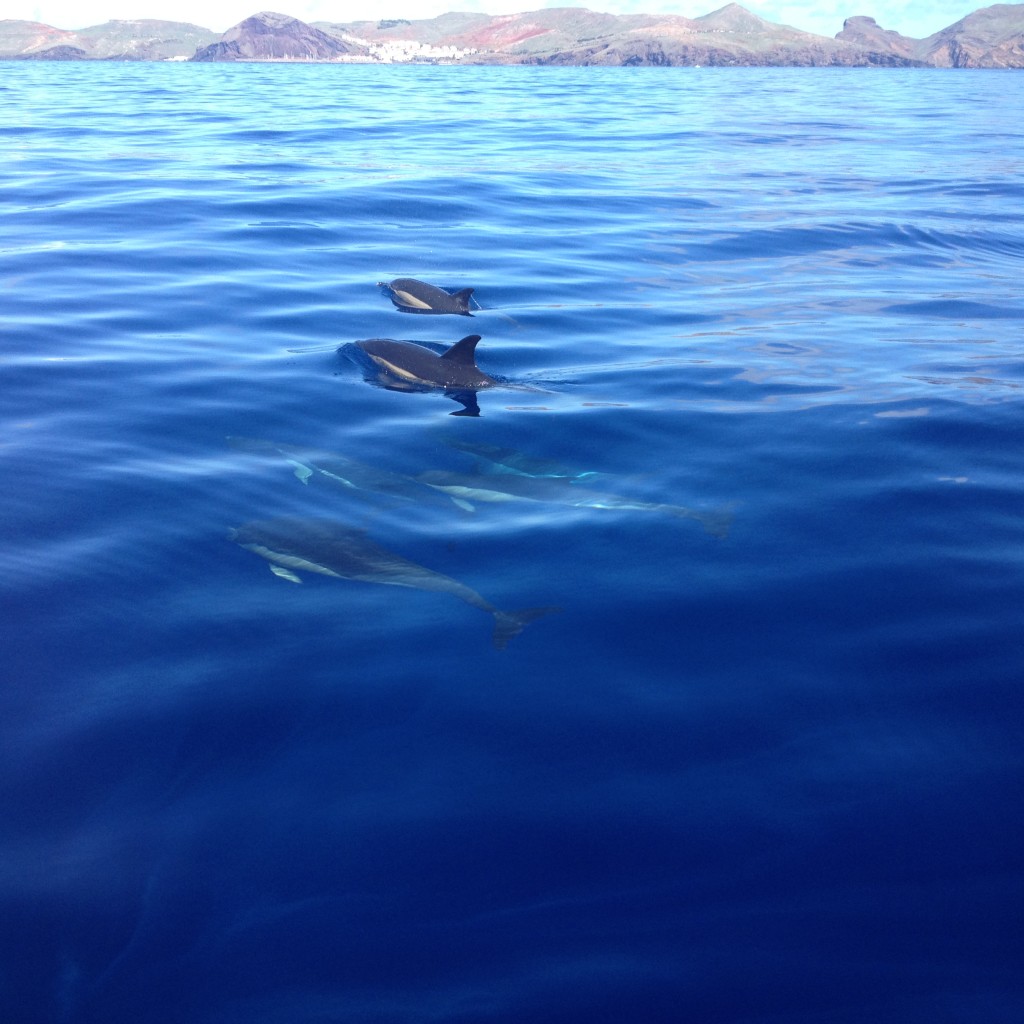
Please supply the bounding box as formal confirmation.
[2,62,1024,1022]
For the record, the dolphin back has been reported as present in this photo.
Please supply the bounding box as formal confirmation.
[383,278,474,316]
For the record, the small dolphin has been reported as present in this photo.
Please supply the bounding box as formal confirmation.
[417,471,733,538]
[353,335,497,390]
[379,278,475,316]
[230,518,558,649]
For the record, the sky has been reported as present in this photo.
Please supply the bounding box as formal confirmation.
[5,0,985,42]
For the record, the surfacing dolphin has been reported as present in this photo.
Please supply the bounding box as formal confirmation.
[352,335,497,390]
[417,471,733,538]
[230,518,558,649]
[379,278,475,316]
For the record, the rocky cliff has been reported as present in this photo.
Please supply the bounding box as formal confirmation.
[916,3,1024,66]
[836,16,918,60]
[191,11,366,61]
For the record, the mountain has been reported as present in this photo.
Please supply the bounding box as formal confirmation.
[0,19,216,59]
[837,5,1024,66]
[75,19,218,59]
[319,3,1024,66]
[534,4,927,65]
[10,43,91,60]
[320,9,667,57]
[0,19,75,55]
[317,4,925,65]
[191,11,367,61]
[916,2,1024,66]
[2,4,1024,67]
[0,18,216,59]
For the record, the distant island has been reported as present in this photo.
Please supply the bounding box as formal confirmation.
[3,4,1024,67]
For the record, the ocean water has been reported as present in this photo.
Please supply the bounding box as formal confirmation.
[2,61,1023,1023]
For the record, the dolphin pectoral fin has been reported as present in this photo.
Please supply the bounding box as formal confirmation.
[445,389,482,417]
[316,466,358,490]
[491,605,561,650]
[287,460,313,485]
[269,564,303,583]
[450,497,476,512]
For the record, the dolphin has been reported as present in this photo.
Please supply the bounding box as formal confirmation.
[230,518,558,649]
[379,278,475,316]
[441,437,599,481]
[226,435,457,509]
[353,335,498,391]
[417,471,733,538]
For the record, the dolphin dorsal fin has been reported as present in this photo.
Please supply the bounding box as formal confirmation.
[441,335,482,363]
[453,288,474,302]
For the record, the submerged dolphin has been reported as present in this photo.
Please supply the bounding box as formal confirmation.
[417,471,733,538]
[226,435,452,508]
[353,335,497,390]
[230,518,557,649]
[379,278,475,316]
[441,437,599,481]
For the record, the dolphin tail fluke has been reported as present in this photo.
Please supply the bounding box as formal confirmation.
[491,605,562,650]
[664,503,735,539]
[696,503,737,539]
